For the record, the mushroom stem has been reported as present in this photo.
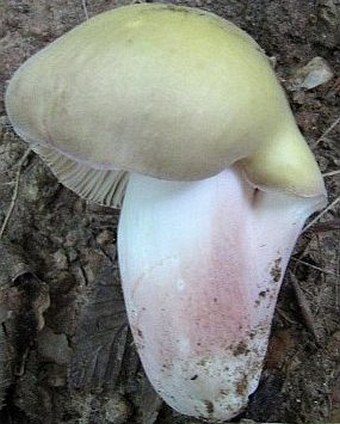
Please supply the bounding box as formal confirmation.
[118,167,323,421]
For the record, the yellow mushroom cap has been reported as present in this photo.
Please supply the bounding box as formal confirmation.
[5,4,325,205]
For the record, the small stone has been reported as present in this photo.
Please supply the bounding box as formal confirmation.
[287,57,334,91]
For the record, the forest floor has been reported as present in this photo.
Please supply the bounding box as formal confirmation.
[0,1,339,423]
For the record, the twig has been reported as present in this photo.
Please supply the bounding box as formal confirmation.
[289,272,319,341]
[315,234,326,312]
[81,0,89,20]
[312,115,340,148]
[0,148,31,239]
[303,195,340,233]
[276,307,297,325]
[0,182,15,187]
[291,257,338,277]
[322,169,340,178]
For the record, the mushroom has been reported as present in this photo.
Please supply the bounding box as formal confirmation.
[5,4,326,422]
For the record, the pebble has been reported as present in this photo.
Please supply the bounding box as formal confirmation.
[287,56,334,91]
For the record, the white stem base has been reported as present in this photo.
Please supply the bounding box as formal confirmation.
[118,167,320,421]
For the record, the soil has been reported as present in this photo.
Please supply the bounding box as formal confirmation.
[0,1,339,423]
